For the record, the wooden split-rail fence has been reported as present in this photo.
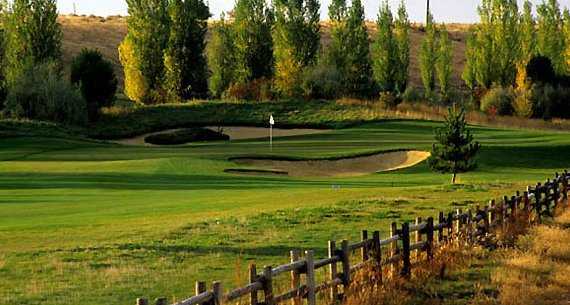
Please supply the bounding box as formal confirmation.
[137,170,570,305]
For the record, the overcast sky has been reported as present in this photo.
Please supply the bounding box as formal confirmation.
[56,0,570,23]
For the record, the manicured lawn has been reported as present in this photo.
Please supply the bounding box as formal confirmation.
[0,120,569,305]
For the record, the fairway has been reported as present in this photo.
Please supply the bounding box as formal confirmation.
[1,120,569,305]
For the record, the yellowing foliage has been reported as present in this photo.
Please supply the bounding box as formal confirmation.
[513,64,534,118]
[118,37,149,104]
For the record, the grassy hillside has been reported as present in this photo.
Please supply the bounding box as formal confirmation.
[59,15,470,91]
[1,120,569,304]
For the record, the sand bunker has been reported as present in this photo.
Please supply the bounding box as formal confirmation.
[112,127,329,146]
[230,150,430,177]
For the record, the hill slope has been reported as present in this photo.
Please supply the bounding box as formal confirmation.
[60,15,470,92]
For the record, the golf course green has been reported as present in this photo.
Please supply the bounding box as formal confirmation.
[1,120,569,305]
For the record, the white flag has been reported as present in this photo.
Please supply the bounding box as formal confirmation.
[270,115,275,126]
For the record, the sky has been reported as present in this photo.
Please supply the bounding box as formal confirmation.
[56,0,570,23]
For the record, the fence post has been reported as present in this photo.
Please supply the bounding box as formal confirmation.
[483,205,490,236]
[447,212,454,243]
[361,230,369,261]
[212,282,223,305]
[136,298,148,305]
[503,196,509,223]
[372,231,382,283]
[389,222,399,276]
[523,191,530,221]
[535,183,542,223]
[305,250,316,305]
[437,212,445,243]
[511,196,518,219]
[467,209,473,244]
[455,209,462,243]
[563,170,569,204]
[415,217,422,260]
[553,176,560,207]
[400,223,411,279]
[249,264,258,305]
[340,240,351,287]
[262,266,274,305]
[327,241,339,302]
[154,298,167,305]
[426,217,434,261]
[290,250,301,305]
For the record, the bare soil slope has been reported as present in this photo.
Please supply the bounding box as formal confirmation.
[60,15,470,91]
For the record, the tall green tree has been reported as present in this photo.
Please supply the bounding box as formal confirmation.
[372,1,398,93]
[419,12,436,97]
[462,30,477,91]
[394,1,410,94]
[4,0,62,83]
[427,107,481,184]
[272,0,320,96]
[163,0,210,101]
[207,15,236,98]
[120,0,170,104]
[232,0,274,84]
[520,0,536,64]
[341,0,375,97]
[0,0,7,106]
[436,24,453,102]
[537,0,566,74]
[327,0,348,88]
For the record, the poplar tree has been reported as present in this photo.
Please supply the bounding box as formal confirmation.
[232,0,274,84]
[394,1,410,94]
[436,25,453,102]
[327,0,348,81]
[207,15,236,98]
[520,0,536,64]
[420,12,437,97]
[537,0,566,74]
[163,0,210,101]
[563,9,570,70]
[120,0,170,103]
[342,0,375,97]
[4,0,62,83]
[272,0,320,96]
[462,30,477,91]
[372,1,398,92]
[428,107,481,184]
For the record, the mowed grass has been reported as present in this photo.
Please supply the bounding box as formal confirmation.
[0,120,569,305]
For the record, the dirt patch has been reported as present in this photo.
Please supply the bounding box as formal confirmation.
[231,150,431,177]
[111,127,329,146]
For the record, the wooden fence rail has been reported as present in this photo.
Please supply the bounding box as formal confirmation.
[136,170,570,305]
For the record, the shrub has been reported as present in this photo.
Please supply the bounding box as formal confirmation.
[480,86,515,116]
[5,62,87,125]
[225,78,273,101]
[144,128,229,145]
[400,87,422,103]
[378,91,400,109]
[71,49,118,122]
[301,62,342,100]
[531,84,570,119]
[513,82,534,118]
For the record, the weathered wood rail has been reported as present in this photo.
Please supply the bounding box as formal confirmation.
[136,170,570,305]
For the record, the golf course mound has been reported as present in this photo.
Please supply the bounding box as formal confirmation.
[230,150,431,177]
[113,126,329,146]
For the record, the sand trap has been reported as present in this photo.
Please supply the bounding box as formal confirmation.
[112,127,329,146]
[230,150,431,177]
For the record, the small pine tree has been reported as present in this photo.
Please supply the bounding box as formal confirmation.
[419,12,437,98]
[343,0,375,97]
[207,15,236,98]
[436,24,453,102]
[372,1,397,93]
[428,108,481,184]
[394,1,410,94]
[232,0,274,84]
[163,0,210,101]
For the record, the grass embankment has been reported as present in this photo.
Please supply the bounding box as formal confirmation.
[1,120,569,305]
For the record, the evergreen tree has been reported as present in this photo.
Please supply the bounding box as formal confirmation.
[207,15,236,98]
[342,0,375,97]
[120,0,170,104]
[427,107,481,184]
[419,12,436,97]
[372,1,398,92]
[232,0,274,84]
[164,0,210,101]
[272,0,320,96]
[537,0,566,74]
[4,0,62,83]
[394,1,410,94]
[436,24,453,102]
[520,0,536,64]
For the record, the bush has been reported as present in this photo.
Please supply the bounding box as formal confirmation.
[480,86,514,116]
[513,82,534,118]
[378,91,400,108]
[225,78,273,101]
[531,84,570,119]
[71,49,118,122]
[301,62,342,99]
[5,62,87,125]
[400,87,422,103]
[144,128,229,145]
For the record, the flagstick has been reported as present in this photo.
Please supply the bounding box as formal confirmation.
[270,124,273,151]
